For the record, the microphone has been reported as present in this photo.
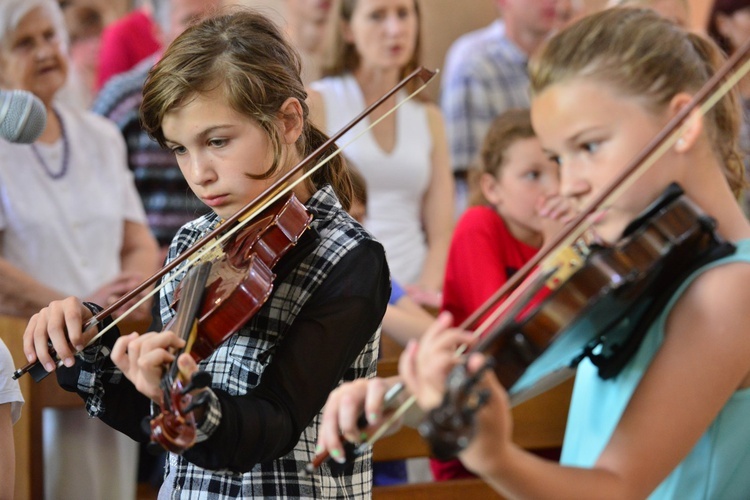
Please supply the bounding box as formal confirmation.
[0,90,47,144]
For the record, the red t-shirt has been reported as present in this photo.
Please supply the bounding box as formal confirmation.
[432,205,538,481]
[96,10,161,90]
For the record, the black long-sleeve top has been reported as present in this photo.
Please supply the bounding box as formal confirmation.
[58,186,390,497]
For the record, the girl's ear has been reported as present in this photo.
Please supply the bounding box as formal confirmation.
[669,92,703,153]
[278,97,304,145]
[479,171,502,206]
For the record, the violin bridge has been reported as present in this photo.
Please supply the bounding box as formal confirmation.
[196,237,224,262]
[542,245,586,288]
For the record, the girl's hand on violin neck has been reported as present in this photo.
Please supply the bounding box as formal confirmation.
[111,331,186,404]
[457,352,516,478]
[317,377,395,463]
[175,353,210,423]
[23,297,96,373]
[399,311,475,411]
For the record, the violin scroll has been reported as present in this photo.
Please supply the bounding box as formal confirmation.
[149,370,213,454]
[418,360,495,461]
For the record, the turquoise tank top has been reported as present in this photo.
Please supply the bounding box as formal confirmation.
[561,239,750,499]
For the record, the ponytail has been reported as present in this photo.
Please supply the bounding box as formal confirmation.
[302,123,353,211]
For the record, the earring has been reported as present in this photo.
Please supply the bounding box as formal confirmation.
[676,137,685,148]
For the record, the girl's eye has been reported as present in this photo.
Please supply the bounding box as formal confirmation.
[369,10,385,21]
[208,138,227,148]
[171,145,187,156]
[582,141,600,154]
[523,170,542,181]
[548,155,561,166]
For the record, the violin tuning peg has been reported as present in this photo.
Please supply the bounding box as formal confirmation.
[180,370,212,395]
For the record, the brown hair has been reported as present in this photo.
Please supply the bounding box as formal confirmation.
[346,157,368,206]
[322,0,424,97]
[469,109,537,206]
[708,0,750,54]
[530,7,745,199]
[140,8,352,209]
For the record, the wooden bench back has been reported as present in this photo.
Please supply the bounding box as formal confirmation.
[371,358,573,499]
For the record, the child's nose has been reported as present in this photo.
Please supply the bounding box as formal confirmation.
[189,156,216,186]
[555,160,582,198]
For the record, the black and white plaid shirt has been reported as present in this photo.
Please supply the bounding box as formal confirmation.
[67,185,390,498]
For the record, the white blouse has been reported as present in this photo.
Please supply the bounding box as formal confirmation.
[0,103,146,297]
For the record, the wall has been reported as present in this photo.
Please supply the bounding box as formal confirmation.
[226,0,712,101]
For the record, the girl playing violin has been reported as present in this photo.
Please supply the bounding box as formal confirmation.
[317,7,750,498]
[24,8,390,498]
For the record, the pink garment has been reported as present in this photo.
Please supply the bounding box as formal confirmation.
[96,9,161,91]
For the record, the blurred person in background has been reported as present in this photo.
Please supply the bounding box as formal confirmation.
[708,0,750,213]
[283,0,335,84]
[61,3,104,108]
[95,0,161,91]
[0,1,159,498]
[440,0,565,215]
[0,338,24,500]
[92,0,219,258]
[309,0,455,310]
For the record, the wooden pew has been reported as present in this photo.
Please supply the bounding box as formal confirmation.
[372,358,574,499]
[0,315,72,500]
[0,314,149,500]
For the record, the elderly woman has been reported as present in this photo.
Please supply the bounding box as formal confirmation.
[0,0,159,498]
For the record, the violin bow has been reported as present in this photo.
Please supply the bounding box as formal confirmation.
[306,33,750,471]
[13,66,439,380]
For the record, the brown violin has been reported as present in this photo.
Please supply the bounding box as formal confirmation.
[419,184,735,460]
[149,193,311,453]
[168,193,311,362]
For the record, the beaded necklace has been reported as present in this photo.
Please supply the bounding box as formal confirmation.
[30,109,69,180]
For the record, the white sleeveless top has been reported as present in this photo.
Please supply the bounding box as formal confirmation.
[310,74,432,284]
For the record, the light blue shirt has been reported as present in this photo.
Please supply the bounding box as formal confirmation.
[562,239,750,499]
